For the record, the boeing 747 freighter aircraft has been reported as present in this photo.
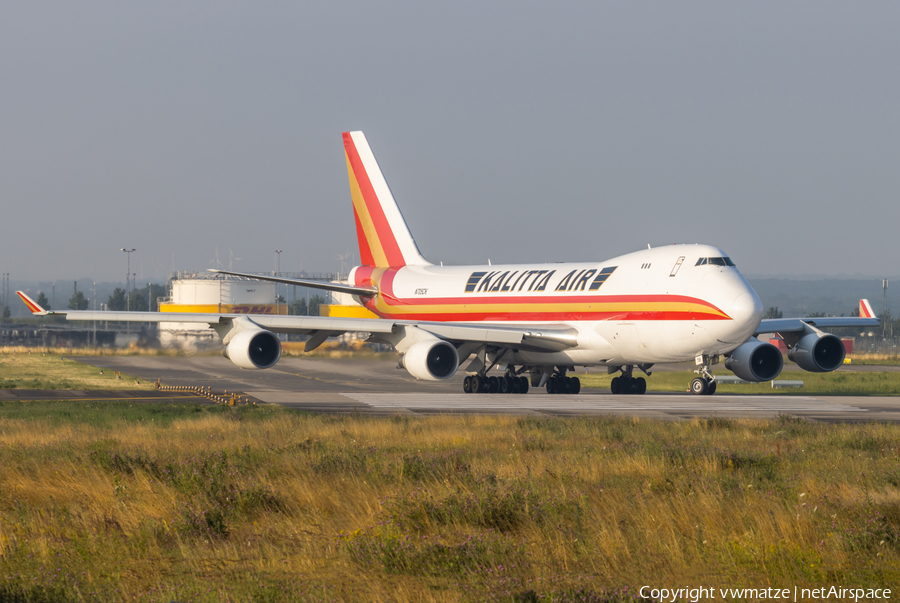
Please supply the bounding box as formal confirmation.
[18,132,879,395]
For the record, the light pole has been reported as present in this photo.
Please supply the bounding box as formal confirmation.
[0,273,6,334]
[275,250,282,315]
[121,249,136,311]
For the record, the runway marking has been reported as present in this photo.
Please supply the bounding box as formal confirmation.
[341,393,867,413]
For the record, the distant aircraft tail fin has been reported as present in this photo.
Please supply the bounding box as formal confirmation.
[859,299,876,319]
[343,131,430,268]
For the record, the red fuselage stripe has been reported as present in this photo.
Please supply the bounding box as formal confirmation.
[356,268,728,317]
[361,307,728,322]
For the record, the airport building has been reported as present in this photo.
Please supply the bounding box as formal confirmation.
[318,290,379,319]
[158,271,285,349]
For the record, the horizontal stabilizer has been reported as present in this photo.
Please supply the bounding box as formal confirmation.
[208,269,377,296]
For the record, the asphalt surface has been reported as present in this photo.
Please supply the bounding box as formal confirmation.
[56,355,900,422]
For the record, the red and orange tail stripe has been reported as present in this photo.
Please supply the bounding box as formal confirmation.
[343,131,429,268]
[17,291,48,314]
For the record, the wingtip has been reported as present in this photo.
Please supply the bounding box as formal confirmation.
[859,298,876,319]
[16,290,49,315]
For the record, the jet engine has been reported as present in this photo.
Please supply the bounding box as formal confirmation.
[788,332,845,372]
[223,329,282,369]
[399,339,459,380]
[725,338,784,382]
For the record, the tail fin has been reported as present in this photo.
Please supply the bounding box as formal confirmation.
[859,299,876,319]
[343,131,430,268]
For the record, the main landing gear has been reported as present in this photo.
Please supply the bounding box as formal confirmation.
[462,365,579,395]
[611,375,646,395]
[609,365,649,395]
[463,373,529,394]
[545,374,580,395]
[690,355,718,395]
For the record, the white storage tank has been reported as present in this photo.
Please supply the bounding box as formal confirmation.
[159,272,284,350]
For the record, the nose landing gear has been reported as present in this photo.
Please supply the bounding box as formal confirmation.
[690,355,718,395]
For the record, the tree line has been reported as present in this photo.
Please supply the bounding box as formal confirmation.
[33,283,169,313]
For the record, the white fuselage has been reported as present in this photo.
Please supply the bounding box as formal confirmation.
[349,243,763,368]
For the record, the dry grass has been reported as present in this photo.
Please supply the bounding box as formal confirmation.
[0,349,154,389]
[848,353,900,366]
[0,407,898,602]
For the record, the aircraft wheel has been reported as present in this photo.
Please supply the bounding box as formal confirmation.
[707,381,717,395]
[546,378,556,394]
[558,377,570,394]
[634,377,646,395]
[690,378,709,395]
[463,375,472,393]
[568,376,581,394]
[488,376,499,394]
[499,376,511,394]
[518,376,529,394]
[472,375,484,393]
[610,376,621,395]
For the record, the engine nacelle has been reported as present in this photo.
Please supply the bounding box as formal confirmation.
[788,332,845,372]
[725,338,784,382]
[224,329,282,370]
[399,339,459,380]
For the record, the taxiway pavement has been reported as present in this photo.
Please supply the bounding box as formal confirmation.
[63,355,900,422]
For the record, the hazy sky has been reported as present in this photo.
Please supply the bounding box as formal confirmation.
[2,2,899,284]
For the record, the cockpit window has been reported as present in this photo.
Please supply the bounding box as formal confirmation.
[695,257,735,267]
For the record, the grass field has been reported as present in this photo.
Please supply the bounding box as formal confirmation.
[0,345,394,391]
[0,402,898,602]
[0,350,154,390]
[844,353,900,366]
[0,348,899,601]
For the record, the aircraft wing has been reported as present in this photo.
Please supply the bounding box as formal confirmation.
[16,291,576,353]
[755,299,880,335]
[755,317,879,335]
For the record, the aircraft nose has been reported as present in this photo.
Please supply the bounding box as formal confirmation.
[732,291,763,327]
